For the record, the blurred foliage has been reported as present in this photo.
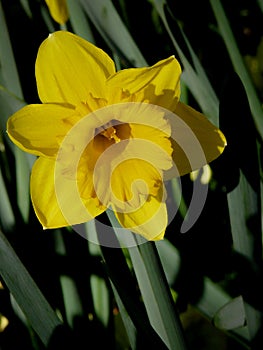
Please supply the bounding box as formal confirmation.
[0,0,263,349]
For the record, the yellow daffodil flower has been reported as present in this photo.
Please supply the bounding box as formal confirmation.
[45,0,69,25]
[7,31,226,241]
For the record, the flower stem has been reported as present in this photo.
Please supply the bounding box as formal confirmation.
[128,235,188,349]
[106,210,188,349]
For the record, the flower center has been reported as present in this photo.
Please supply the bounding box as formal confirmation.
[100,126,121,143]
[96,121,122,143]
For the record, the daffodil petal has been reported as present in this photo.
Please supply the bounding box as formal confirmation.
[7,103,77,157]
[31,157,105,229]
[36,31,116,104]
[113,196,168,241]
[45,0,69,25]
[92,136,170,211]
[130,123,173,162]
[94,101,174,163]
[110,159,164,208]
[165,102,227,178]
[31,157,69,228]
[107,56,181,110]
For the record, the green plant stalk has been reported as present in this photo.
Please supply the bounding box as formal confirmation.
[210,0,263,140]
[129,236,188,350]
[0,229,62,346]
[107,210,188,350]
[14,148,31,223]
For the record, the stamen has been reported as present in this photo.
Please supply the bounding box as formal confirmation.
[100,126,121,143]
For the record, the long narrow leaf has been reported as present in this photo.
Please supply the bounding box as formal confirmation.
[0,167,15,231]
[218,70,262,340]
[210,0,263,140]
[0,1,23,99]
[110,282,137,350]
[106,210,187,350]
[67,0,95,42]
[0,229,62,346]
[79,0,147,67]
[150,0,219,125]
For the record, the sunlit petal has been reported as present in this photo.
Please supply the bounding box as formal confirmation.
[165,102,227,178]
[110,159,163,209]
[36,31,116,104]
[31,157,105,228]
[130,124,173,161]
[113,195,167,241]
[107,56,181,110]
[31,157,69,228]
[92,137,171,210]
[7,103,77,157]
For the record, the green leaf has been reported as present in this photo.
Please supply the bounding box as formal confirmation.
[130,238,187,349]
[213,295,261,341]
[0,85,25,140]
[227,172,259,259]
[196,277,232,320]
[59,275,83,327]
[196,271,262,343]
[0,3,32,223]
[106,210,187,350]
[98,214,168,349]
[0,167,15,231]
[0,2,23,99]
[53,230,84,328]
[150,0,219,125]
[39,2,56,32]
[79,0,147,67]
[170,177,188,219]
[0,92,32,224]
[14,148,32,223]
[219,73,261,262]
[155,238,181,286]
[0,229,62,346]
[19,0,33,18]
[85,220,102,253]
[110,282,137,350]
[90,275,110,327]
[67,0,95,42]
[213,295,246,330]
[209,0,263,140]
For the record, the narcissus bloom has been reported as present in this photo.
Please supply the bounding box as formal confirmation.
[45,0,69,25]
[7,31,226,241]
